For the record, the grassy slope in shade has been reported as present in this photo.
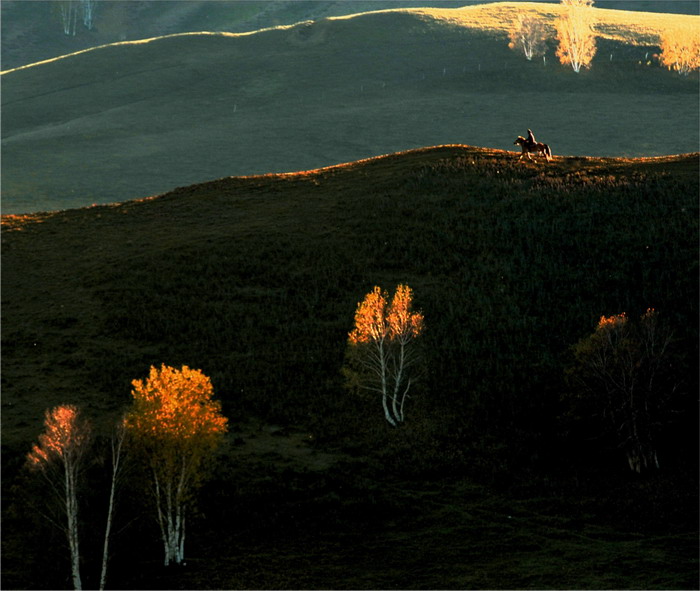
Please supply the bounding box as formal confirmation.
[1,2,698,213]
[2,145,698,589]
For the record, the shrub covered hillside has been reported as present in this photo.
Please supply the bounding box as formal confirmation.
[2,146,698,589]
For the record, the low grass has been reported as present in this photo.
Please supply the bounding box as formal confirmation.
[1,3,698,213]
[2,145,697,589]
[416,1,699,44]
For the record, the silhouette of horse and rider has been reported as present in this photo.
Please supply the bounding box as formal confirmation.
[514,128,552,162]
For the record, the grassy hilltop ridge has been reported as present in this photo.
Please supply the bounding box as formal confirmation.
[2,2,698,213]
[2,145,698,588]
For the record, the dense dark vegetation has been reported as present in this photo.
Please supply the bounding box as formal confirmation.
[2,146,698,589]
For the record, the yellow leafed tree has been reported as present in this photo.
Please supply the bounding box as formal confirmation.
[508,14,548,61]
[124,364,227,566]
[346,284,424,427]
[555,0,597,73]
[659,26,700,75]
[27,405,91,590]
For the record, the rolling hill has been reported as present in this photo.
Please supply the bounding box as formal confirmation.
[2,145,698,589]
[3,0,696,71]
[2,2,698,213]
[1,0,479,70]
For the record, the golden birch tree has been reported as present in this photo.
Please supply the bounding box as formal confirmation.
[346,285,424,427]
[659,26,700,75]
[124,364,228,566]
[555,0,597,72]
[508,14,548,61]
[27,405,91,590]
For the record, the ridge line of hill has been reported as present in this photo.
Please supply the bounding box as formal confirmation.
[1,145,698,219]
[0,30,282,75]
[3,1,699,75]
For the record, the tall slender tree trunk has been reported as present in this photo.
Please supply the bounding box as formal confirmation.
[378,340,397,427]
[156,464,188,566]
[100,429,124,590]
[65,463,82,590]
[99,473,117,589]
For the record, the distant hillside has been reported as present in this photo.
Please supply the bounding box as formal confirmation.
[2,0,696,70]
[1,2,698,213]
[0,0,473,70]
[2,146,697,589]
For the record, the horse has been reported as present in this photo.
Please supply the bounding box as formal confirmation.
[514,136,553,162]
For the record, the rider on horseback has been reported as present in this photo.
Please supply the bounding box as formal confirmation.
[514,130,552,162]
[526,129,537,150]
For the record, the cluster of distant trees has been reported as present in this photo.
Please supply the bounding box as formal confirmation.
[52,0,98,36]
[509,0,699,75]
[25,281,683,588]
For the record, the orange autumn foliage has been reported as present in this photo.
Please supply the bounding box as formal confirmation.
[597,312,628,330]
[348,284,423,346]
[124,364,227,446]
[27,404,91,590]
[124,364,228,566]
[659,26,700,75]
[27,404,91,468]
[555,1,597,73]
[346,284,424,426]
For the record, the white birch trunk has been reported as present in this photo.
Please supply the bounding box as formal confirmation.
[378,340,397,427]
[99,470,117,589]
[100,429,124,590]
[60,1,79,36]
[65,462,82,590]
[156,460,188,566]
[81,0,96,30]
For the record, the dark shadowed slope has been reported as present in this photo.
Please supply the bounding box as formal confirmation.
[2,144,697,444]
[2,145,698,590]
[2,4,698,213]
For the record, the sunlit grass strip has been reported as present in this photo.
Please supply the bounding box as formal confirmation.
[412,2,699,46]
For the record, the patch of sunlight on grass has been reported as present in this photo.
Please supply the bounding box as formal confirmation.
[413,1,699,45]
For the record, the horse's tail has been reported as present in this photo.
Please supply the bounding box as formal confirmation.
[544,144,553,160]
